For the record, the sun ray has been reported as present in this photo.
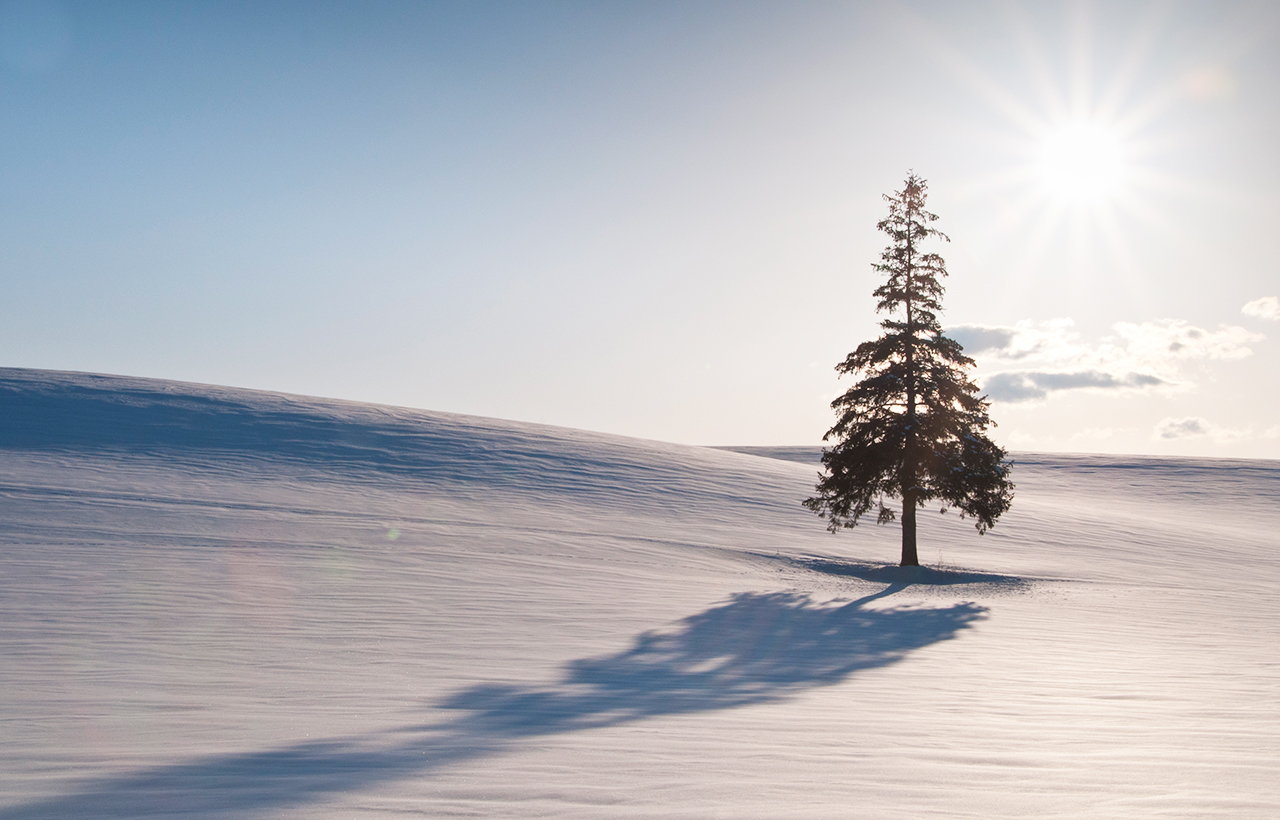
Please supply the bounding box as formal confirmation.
[1092,4,1171,121]
[1002,2,1071,121]
[907,1,1247,300]
[1066,2,1094,118]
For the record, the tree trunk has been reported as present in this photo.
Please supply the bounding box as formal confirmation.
[900,492,919,566]
[901,208,919,568]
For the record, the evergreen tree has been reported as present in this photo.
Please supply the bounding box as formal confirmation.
[804,173,1013,566]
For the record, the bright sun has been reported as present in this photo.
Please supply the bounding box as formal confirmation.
[1034,122,1127,203]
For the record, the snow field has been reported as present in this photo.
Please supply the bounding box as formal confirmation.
[0,368,1277,818]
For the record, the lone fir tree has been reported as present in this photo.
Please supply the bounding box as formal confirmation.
[804,173,1013,566]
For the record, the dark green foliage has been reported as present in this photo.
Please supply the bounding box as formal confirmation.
[804,173,1014,566]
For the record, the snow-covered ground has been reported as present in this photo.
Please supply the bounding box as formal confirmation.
[1,367,1277,819]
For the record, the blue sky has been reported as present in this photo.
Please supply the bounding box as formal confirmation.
[2,1,1278,456]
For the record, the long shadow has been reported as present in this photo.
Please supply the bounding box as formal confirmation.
[2,590,986,818]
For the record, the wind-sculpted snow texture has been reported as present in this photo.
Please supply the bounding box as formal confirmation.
[1,368,1278,818]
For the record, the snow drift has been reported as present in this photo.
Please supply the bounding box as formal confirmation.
[1,368,1277,818]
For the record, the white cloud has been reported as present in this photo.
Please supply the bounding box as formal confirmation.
[1153,416,1247,442]
[949,318,1262,404]
[1155,416,1211,439]
[949,319,1081,363]
[1241,296,1280,321]
[984,369,1167,402]
[1113,320,1259,364]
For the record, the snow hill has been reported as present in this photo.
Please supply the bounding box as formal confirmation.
[1,367,1278,819]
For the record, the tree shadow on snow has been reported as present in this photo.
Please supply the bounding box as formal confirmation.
[1,589,985,819]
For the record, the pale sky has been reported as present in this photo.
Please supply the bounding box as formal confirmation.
[3,1,1278,458]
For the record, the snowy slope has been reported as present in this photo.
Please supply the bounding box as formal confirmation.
[1,368,1277,819]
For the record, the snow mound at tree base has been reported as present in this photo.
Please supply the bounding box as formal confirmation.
[790,557,1041,592]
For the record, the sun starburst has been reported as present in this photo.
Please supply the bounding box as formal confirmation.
[923,4,1214,287]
